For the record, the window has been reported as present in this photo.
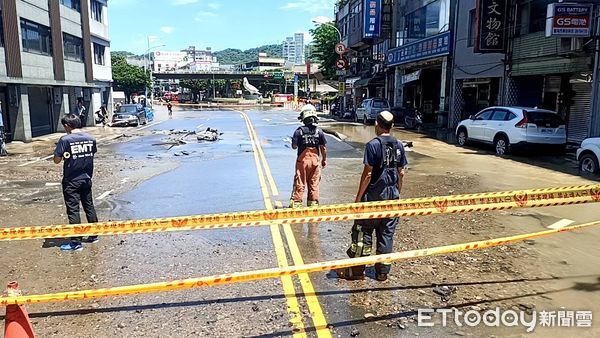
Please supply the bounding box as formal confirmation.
[490,110,508,121]
[20,19,52,56]
[372,99,390,108]
[93,43,105,65]
[60,0,81,12]
[476,110,493,120]
[506,113,517,121]
[91,0,103,22]
[405,0,450,41]
[518,0,553,35]
[467,9,476,47]
[63,33,83,61]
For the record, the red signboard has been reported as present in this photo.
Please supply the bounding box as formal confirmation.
[546,4,592,37]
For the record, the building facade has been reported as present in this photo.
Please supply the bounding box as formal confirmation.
[151,51,187,72]
[450,0,505,127]
[243,53,286,71]
[334,0,600,142]
[282,33,305,65]
[387,0,453,125]
[181,46,219,72]
[0,0,112,142]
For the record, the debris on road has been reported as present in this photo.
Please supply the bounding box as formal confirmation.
[197,128,221,142]
[432,285,458,301]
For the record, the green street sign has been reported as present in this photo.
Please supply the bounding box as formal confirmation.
[273,72,284,80]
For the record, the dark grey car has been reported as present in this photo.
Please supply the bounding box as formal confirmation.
[112,104,147,127]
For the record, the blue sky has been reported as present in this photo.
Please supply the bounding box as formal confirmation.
[109,0,337,54]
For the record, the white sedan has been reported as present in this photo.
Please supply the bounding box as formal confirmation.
[456,107,566,156]
[577,138,600,175]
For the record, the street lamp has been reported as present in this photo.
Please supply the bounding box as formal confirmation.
[312,16,342,42]
[144,38,166,102]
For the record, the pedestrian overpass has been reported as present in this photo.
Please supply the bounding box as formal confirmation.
[153,71,273,81]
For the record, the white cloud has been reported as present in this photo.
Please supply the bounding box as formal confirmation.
[160,26,174,34]
[171,0,199,5]
[194,11,217,21]
[280,0,335,13]
[207,2,221,10]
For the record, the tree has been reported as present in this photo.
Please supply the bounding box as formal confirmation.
[310,23,339,80]
[111,54,151,99]
[180,79,208,95]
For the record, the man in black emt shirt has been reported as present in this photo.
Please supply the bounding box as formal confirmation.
[53,114,99,251]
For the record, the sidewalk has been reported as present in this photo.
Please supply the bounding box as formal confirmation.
[4,126,126,158]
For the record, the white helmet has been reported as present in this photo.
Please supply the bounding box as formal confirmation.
[299,104,318,124]
[301,104,316,113]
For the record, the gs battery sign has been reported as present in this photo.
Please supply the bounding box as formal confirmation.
[546,3,593,37]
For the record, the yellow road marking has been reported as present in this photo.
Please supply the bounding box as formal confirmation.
[247,115,280,196]
[243,111,332,338]
[242,112,306,337]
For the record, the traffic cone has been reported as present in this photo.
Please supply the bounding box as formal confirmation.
[4,282,35,338]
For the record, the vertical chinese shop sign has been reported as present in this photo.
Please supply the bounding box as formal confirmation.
[475,0,508,53]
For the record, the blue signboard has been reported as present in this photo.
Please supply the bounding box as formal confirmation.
[386,32,452,66]
[363,0,382,39]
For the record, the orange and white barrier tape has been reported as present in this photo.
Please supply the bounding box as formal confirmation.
[1,220,599,306]
[1,184,599,241]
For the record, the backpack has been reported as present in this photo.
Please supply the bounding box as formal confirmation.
[298,126,320,148]
[364,136,400,202]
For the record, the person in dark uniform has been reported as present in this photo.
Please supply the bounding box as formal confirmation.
[53,114,99,251]
[338,111,408,281]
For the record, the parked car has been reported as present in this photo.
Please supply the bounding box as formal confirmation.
[355,98,391,124]
[577,138,600,175]
[456,107,566,156]
[112,104,147,127]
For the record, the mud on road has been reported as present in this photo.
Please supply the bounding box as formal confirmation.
[0,109,598,337]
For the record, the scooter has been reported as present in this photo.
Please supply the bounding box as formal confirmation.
[404,109,423,130]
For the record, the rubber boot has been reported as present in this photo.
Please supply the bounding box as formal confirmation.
[289,199,303,209]
[307,200,319,208]
[336,265,365,280]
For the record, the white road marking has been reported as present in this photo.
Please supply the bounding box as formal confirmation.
[18,154,53,167]
[138,120,165,131]
[548,219,575,229]
[45,183,61,187]
[120,177,130,184]
[96,190,113,200]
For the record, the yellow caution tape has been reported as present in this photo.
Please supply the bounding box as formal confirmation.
[2,220,598,306]
[0,184,598,241]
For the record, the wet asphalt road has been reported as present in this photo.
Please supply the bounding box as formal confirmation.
[2,106,600,337]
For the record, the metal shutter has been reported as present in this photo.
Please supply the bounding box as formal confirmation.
[567,81,592,143]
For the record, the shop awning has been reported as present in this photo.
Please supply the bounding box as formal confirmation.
[353,75,385,88]
[314,83,338,93]
[353,77,371,88]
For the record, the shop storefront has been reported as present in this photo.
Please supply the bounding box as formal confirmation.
[387,31,452,124]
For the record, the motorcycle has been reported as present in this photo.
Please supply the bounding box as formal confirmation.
[404,109,423,130]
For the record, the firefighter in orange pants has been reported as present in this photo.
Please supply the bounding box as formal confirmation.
[290,104,327,208]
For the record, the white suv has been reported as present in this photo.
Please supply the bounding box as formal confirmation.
[456,107,566,156]
[577,138,600,175]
